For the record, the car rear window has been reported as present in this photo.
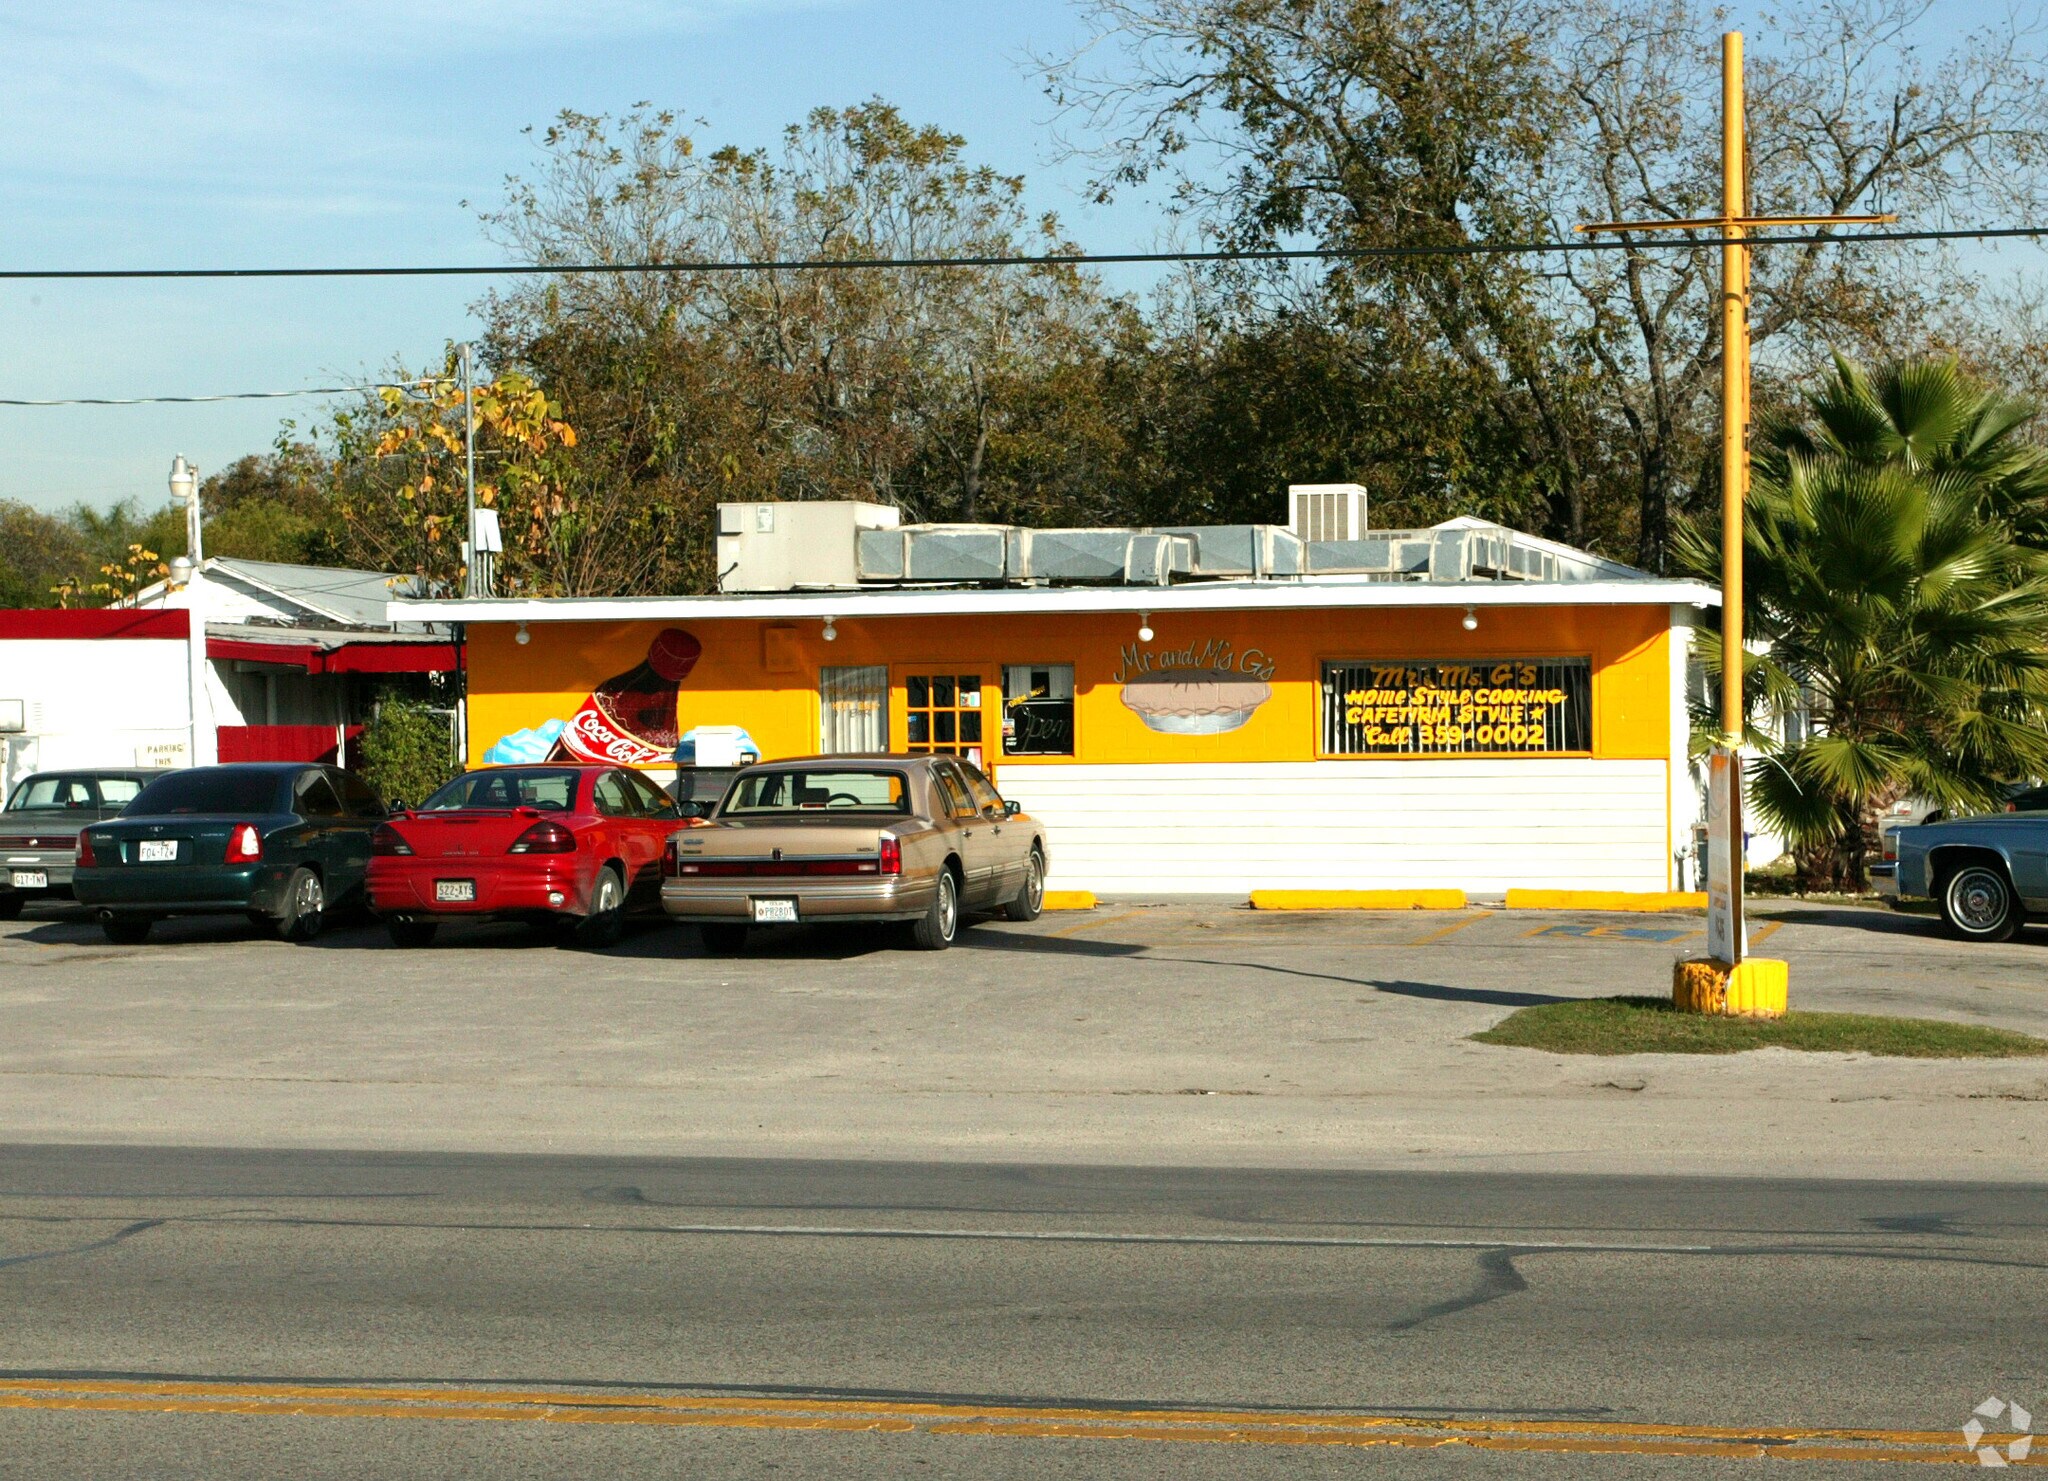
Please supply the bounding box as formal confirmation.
[421,768,581,812]
[97,776,146,805]
[7,776,97,810]
[722,769,910,815]
[128,770,283,816]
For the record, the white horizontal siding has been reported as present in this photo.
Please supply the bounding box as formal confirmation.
[1000,760,1670,895]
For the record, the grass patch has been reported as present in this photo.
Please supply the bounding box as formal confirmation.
[1473,996,2048,1058]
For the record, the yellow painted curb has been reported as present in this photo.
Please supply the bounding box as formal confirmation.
[1506,889,1708,913]
[1673,957,1789,1018]
[1250,889,1468,911]
[1041,891,1097,911]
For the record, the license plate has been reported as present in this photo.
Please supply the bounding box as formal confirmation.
[138,841,177,863]
[10,871,46,890]
[752,897,799,923]
[435,880,477,903]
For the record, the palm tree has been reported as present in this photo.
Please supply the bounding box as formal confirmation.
[1683,355,2048,890]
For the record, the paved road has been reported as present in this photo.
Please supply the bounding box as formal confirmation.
[2,900,2045,1180]
[4,1146,2042,1476]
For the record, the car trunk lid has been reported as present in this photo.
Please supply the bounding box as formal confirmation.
[88,815,263,867]
[671,817,896,876]
[387,809,559,861]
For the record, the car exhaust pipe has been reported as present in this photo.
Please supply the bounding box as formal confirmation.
[96,909,115,924]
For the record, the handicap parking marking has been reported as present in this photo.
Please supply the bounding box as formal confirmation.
[1526,922,1703,944]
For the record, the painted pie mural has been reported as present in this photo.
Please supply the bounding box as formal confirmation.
[1114,638,1275,736]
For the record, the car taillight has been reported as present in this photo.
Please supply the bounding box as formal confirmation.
[225,824,264,863]
[879,836,901,875]
[662,836,679,878]
[509,820,577,855]
[1882,833,1897,862]
[371,823,414,856]
[74,832,97,868]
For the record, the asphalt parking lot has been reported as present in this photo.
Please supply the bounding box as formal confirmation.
[2,896,2044,1180]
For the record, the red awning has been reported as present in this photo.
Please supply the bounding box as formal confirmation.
[0,609,190,640]
[207,636,460,674]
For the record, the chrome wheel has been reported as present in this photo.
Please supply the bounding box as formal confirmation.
[1944,864,2019,941]
[912,867,959,951]
[571,866,627,949]
[275,867,325,942]
[1005,849,1045,922]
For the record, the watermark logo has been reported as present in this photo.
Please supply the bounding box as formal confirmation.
[1963,1396,2032,1467]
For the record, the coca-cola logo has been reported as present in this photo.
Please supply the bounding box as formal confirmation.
[562,707,667,766]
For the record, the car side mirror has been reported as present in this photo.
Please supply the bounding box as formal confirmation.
[1003,799,1023,818]
[388,799,409,814]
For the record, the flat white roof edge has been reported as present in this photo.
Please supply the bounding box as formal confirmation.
[391,579,1719,625]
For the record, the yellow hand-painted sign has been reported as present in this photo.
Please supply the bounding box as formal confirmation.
[1325,658,1591,755]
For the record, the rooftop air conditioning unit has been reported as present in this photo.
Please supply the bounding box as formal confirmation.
[1287,483,1368,543]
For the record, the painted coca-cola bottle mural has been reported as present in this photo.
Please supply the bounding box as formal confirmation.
[549,628,702,766]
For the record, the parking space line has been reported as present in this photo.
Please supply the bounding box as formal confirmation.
[1749,920,1784,947]
[1047,909,1145,938]
[1407,912,1494,946]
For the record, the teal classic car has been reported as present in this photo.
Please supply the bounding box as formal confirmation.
[72,763,387,944]
[1878,812,2048,942]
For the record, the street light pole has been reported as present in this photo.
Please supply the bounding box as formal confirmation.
[460,343,479,599]
[1576,31,1895,1015]
[167,455,214,767]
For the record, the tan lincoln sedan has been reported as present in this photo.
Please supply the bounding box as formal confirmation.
[659,754,1049,953]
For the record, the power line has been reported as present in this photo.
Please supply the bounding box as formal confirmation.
[0,381,451,408]
[0,224,2041,281]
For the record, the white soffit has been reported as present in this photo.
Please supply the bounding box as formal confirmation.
[391,579,1718,627]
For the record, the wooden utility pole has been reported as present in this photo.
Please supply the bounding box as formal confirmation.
[1579,32,1894,1011]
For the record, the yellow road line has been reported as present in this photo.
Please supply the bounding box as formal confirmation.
[1750,919,1785,947]
[0,1378,2020,1463]
[1408,911,1494,946]
[1046,909,1144,938]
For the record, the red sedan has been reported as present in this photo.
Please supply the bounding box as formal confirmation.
[368,764,693,948]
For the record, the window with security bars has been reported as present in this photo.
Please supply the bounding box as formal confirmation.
[1322,658,1593,756]
[905,674,984,760]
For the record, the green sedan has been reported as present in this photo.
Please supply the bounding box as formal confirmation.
[72,763,387,944]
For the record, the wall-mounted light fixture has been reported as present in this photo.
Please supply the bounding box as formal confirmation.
[1461,605,1479,632]
[514,621,531,646]
[1137,611,1154,643]
[822,616,839,642]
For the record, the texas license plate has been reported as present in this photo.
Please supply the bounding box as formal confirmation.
[752,897,798,923]
[434,879,477,903]
[138,841,177,863]
[10,871,46,890]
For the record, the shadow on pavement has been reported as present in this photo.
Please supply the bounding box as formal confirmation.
[956,927,1149,960]
[1757,904,2048,948]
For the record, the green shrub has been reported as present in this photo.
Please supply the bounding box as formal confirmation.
[359,698,456,808]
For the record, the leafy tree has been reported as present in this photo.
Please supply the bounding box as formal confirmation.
[199,446,343,566]
[0,501,93,607]
[357,697,457,809]
[473,100,1133,591]
[1043,0,2048,567]
[326,349,585,595]
[1682,357,2048,889]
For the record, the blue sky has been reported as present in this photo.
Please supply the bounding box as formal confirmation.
[1,0,2041,515]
